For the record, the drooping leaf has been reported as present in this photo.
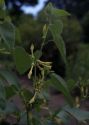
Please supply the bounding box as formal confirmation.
[0,20,15,49]
[49,22,66,63]
[47,73,73,106]
[13,47,33,74]
[64,105,89,121]
[0,69,20,88]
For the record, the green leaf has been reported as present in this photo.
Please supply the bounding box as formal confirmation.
[49,21,63,34]
[57,110,70,124]
[49,23,66,63]
[44,3,52,15]
[64,105,89,121]
[0,79,5,99]
[67,79,76,90]
[47,73,73,106]
[34,50,42,60]
[15,28,21,44]
[13,47,33,74]
[0,69,20,88]
[51,9,70,17]
[5,85,17,99]
[22,88,33,102]
[44,3,70,21]
[0,20,15,49]
[47,3,70,16]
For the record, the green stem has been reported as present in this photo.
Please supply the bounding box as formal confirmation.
[19,91,30,125]
[26,107,30,125]
[34,64,37,83]
[41,25,49,51]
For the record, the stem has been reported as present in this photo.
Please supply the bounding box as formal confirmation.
[26,104,34,125]
[26,107,30,125]
[34,64,37,83]
[41,25,49,51]
[19,91,30,125]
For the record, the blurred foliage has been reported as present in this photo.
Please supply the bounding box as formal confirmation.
[66,44,89,81]
[62,16,83,57]
[82,11,89,42]
[15,15,43,50]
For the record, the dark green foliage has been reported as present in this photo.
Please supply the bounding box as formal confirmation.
[66,44,89,81]
[62,16,83,56]
[0,1,89,125]
[82,11,89,42]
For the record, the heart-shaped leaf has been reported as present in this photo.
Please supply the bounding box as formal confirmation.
[13,47,33,74]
